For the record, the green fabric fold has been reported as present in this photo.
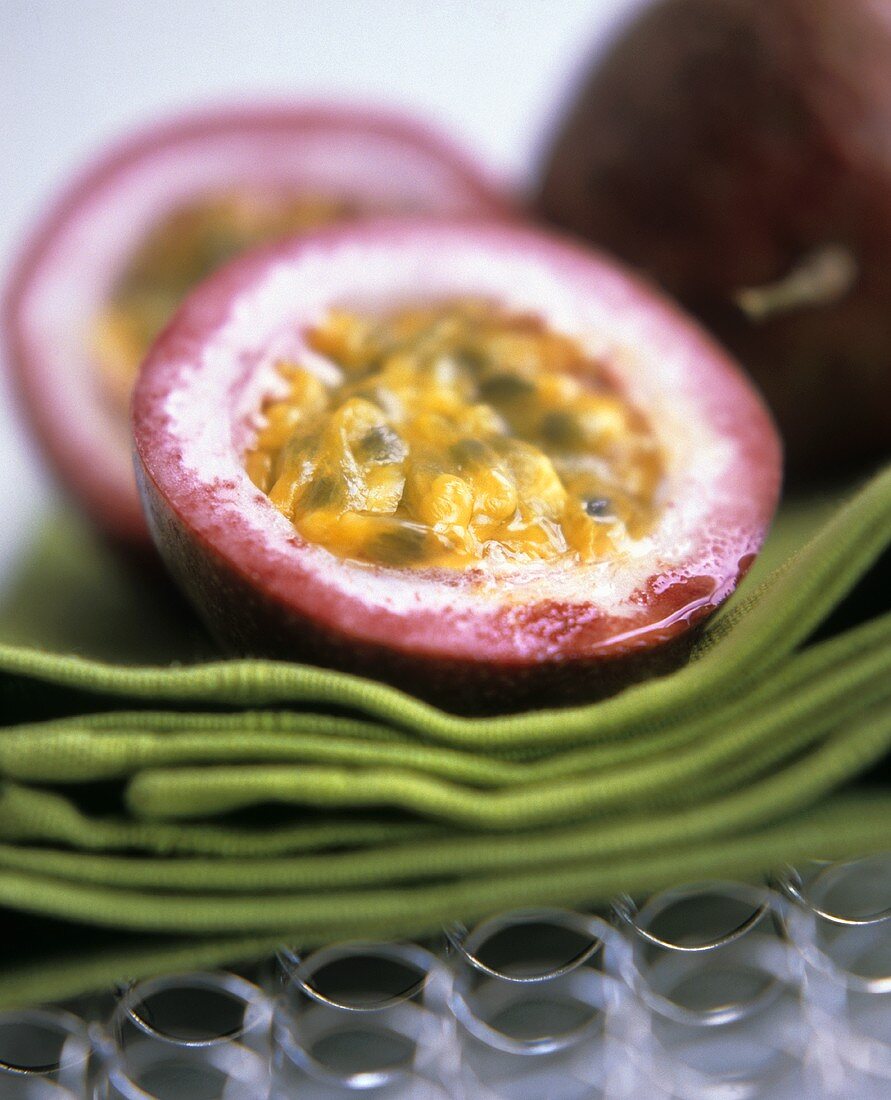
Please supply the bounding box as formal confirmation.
[0,467,886,1006]
[0,782,439,855]
[3,608,890,789]
[119,646,891,826]
[0,792,886,939]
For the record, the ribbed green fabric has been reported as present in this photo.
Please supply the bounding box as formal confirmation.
[0,792,886,939]
[120,648,891,826]
[2,609,888,788]
[0,792,888,1011]
[0,783,440,855]
[1,737,889,894]
[0,467,885,1006]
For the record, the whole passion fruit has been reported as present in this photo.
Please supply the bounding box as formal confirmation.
[3,104,512,549]
[132,220,780,713]
[535,0,891,477]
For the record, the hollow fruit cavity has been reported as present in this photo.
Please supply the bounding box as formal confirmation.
[245,299,664,569]
[93,190,363,408]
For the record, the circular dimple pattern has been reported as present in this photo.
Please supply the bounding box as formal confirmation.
[8,863,887,1096]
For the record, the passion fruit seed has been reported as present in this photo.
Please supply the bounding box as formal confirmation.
[246,300,663,568]
[93,190,362,407]
[583,497,612,518]
[355,424,409,465]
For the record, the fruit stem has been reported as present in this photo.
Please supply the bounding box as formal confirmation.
[734,243,858,322]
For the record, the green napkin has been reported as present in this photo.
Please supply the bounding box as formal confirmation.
[0,791,886,1011]
[0,466,887,1007]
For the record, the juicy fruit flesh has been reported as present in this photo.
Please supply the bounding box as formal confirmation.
[93,190,360,408]
[245,300,663,569]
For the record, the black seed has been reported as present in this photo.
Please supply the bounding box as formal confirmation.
[300,475,339,509]
[449,438,491,467]
[355,425,406,465]
[488,436,518,456]
[540,411,584,447]
[200,228,245,274]
[479,372,535,403]
[351,385,387,408]
[583,497,612,518]
[453,348,488,374]
[369,524,430,565]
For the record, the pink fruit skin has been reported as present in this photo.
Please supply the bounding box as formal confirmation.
[132,220,781,713]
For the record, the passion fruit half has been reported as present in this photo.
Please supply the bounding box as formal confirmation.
[133,220,781,713]
[3,103,512,549]
[535,0,891,477]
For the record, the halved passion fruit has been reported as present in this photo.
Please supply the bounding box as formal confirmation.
[133,220,781,713]
[3,104,512,549]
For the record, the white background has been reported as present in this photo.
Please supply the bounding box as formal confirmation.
[1,0,641,573]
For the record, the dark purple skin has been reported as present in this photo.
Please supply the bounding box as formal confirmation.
[535,0,891,478]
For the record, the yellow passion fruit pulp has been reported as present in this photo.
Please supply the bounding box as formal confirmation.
[246,300,664,569]
[94,190,358,406]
